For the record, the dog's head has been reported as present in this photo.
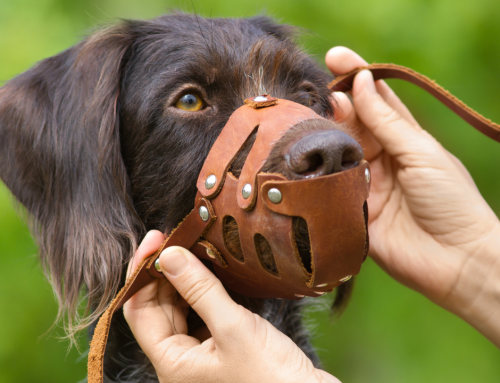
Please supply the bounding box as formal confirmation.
[0,13,362,337]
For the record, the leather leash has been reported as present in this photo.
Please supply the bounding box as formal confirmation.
[88,63,500,383]
[329,64,500,142]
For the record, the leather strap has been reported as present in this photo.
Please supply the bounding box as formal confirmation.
[328,63,500,143]
[88,198,215,383]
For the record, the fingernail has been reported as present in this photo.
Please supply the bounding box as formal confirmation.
[160,248,189,276]
[360,70,377,94]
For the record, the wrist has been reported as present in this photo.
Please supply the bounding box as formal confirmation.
[445,222,500,347]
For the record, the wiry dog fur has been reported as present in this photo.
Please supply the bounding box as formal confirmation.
[0,13,356,382]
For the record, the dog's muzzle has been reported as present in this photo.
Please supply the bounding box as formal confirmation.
[184,96,370,299]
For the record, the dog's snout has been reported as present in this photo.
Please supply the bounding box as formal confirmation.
[285,129,364,178]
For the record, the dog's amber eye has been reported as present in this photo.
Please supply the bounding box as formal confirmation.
[175,93,204,112]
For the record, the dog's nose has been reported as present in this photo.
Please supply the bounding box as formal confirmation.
[285,130,364,178]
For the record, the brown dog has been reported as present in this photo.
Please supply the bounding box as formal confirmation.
[0,13,362,382]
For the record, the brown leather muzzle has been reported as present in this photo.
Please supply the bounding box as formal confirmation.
[188,97,370,299]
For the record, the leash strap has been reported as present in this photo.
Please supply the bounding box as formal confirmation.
[88,63,500,383]
[328,63,500,143]
[88,198,215,383]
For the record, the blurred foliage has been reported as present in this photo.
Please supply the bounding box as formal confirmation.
[0,0,499,382]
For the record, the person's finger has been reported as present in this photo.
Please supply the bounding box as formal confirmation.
[373,79,419,126]
[352,69,441,165]
[125,276,188,357]
[126,230,165,279]
[125,230,169,306]
[326,46,418,125]
[159,334,203,365]
[333,91,383,161]
[332,91,355,124]
[325,46,367,75]
[124,230,176,328]
[158,246,246,342]
[124,231,189,358]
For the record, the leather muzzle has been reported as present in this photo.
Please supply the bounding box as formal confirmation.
[188,97,370,299]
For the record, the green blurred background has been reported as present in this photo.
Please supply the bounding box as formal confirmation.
[0,0,499,382]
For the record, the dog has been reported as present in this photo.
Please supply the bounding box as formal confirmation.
[0,13,363,382]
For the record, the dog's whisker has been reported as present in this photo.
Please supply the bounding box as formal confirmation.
[192,2,211,53]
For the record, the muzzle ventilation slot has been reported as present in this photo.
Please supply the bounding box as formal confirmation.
[223,215,244,262]
[228,127,258,178]
[254,234,280,277]
[292,217,312,275]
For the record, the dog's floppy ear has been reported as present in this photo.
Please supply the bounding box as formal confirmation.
[0,23,141,339]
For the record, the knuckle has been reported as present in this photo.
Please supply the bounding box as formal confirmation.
[376,106,403,128]
[181,272,220,306]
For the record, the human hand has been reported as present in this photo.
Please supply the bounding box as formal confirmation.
[325,47,500,346]
[123,231,341,383]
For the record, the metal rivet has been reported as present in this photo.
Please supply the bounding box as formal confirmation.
[315,283,328,288]
[199,206,209,222]
[154,258,161,272]
[206,248,216,259]
[205,174,217,190]
[314,291,326,296]
[242,183,252,199]
[340,275,352,283]
[268,188,282,204]
[294,294,305,298]
[365,168,370,183]
[253,96,268,102]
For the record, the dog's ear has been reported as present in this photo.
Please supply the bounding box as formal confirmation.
[0,23,142,339]
[248,16,298,41]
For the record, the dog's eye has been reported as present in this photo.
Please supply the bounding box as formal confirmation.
[298,90,317,107]
[298,91,314,107]
[297,82,319,107]
[175,93,204,112]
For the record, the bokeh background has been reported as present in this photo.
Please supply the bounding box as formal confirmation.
[1,0,499,382]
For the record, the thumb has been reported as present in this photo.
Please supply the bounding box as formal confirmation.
[158,246,243,340]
